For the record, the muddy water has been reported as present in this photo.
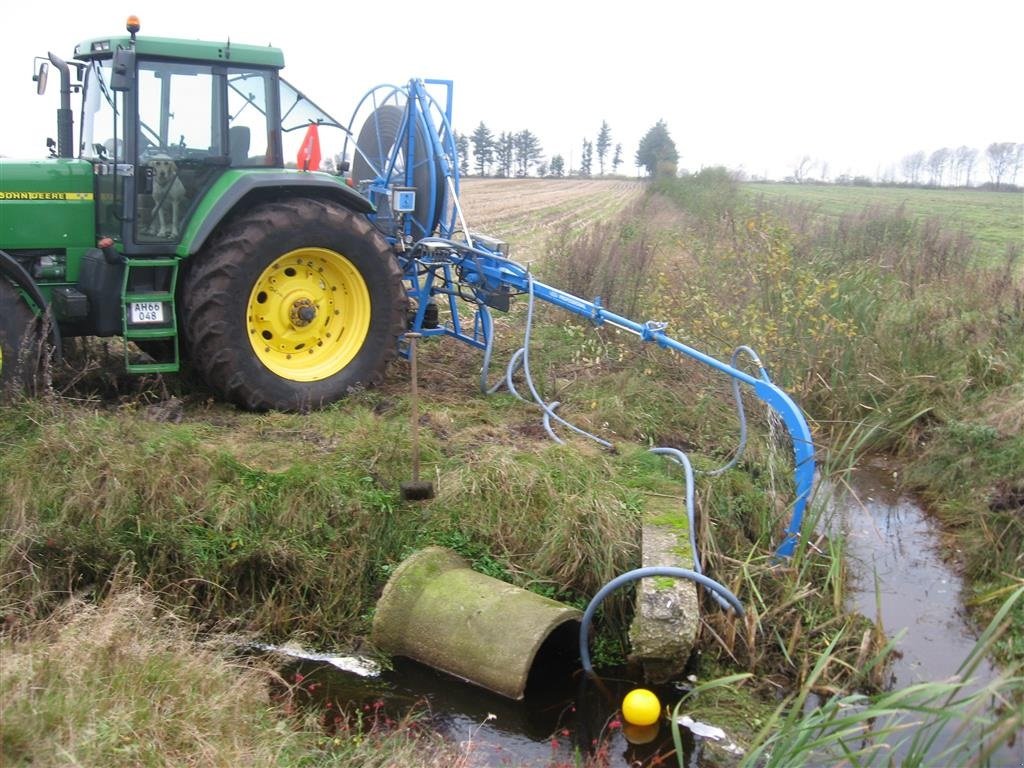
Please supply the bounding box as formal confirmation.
[831,463,1023,765]
[283,654,704,767]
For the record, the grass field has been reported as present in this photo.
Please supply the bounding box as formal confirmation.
[744,182,1023,265]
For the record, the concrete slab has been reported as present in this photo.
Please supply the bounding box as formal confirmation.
[628,494,701,683]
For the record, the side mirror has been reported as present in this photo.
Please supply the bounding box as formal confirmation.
[34,61,49,95]
[110,47,135,92]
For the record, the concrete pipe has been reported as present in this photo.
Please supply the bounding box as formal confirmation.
[371,546,582,700]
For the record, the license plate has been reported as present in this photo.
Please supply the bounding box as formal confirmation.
[130,301,165,324]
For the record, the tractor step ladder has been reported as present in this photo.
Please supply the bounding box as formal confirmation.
[121,257,180,374]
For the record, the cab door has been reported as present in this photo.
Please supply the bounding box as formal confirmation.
[132,60,226,249]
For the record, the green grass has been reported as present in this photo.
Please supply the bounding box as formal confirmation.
[745,182,1024,266]
[0,589,470,767]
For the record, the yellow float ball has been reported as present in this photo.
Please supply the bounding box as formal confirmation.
[621,688,661,726]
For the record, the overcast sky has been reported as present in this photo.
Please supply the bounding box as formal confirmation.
[2,0,1021,180]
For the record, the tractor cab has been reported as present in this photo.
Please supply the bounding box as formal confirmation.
[68,17,287,253]
[62,18,352,254]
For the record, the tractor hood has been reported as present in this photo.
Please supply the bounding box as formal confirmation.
[0,158,95,250]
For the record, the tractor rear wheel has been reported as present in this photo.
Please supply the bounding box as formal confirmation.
[181,198,406,411]
[0,279,46,400]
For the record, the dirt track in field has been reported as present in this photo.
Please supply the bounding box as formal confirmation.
[457,178,646,262]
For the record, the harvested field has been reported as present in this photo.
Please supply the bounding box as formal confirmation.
[458,177,645,261]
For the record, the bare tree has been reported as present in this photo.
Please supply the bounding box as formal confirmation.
[986,142,1017,188]
[952,146,973,186]
[901,151,926,184]
[927,148,951,186]
[1013,143,1023,186]
[792,155,815,183]
[954,146,979,187]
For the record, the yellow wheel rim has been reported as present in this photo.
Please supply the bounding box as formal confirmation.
[247,247,372,382]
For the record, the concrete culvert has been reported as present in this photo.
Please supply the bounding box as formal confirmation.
[371,546,582,700]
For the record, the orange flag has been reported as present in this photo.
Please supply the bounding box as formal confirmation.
[297,123,321,171]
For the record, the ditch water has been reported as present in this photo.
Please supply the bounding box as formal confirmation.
[279,649,710,766]
[270,463,1021,767]
[827,462,1022,766]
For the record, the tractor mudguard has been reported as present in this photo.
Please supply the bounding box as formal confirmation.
[178,170,375,256]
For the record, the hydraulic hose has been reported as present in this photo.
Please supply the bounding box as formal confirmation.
[579,567,743,675]
[481,272,612,448]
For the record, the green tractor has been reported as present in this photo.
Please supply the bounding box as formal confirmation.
[0,16,406,411]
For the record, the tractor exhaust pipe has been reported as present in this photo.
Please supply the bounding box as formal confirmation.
[47,52,74,159]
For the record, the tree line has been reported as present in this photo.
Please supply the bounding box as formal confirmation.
[454,119,679,178]
[903,142,1022,189]
[786,142,1023,190]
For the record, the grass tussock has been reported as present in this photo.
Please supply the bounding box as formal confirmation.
[429,443,642,604]
[0,585,470,767]
[0,385,652,650]
[0,398,421,640]
[729,585,1024,767]
[1,587,285,766]
[690,459,887,703]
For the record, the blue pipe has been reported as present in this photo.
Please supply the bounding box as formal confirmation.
[489,263,814,559]
[405,237,815,559]
[578,567,744,675]
[365,88,815,558]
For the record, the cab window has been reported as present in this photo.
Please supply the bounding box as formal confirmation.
[135,62,221,242]
[227,70,272,166]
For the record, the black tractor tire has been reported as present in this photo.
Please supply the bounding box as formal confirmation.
[181,198,407,411]
[0,279,46,401]
[351,103,444,239]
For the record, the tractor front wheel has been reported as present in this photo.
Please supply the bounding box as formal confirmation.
[181,198,406,411]
[0,278,46,401]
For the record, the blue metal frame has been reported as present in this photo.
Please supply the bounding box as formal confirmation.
[349,79,815,559]
[344,80,460,243]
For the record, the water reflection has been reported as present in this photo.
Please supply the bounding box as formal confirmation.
[828,463,1022,764]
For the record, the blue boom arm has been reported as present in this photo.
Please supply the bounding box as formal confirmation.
[400,237,815,558]
[346,79,815,559]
